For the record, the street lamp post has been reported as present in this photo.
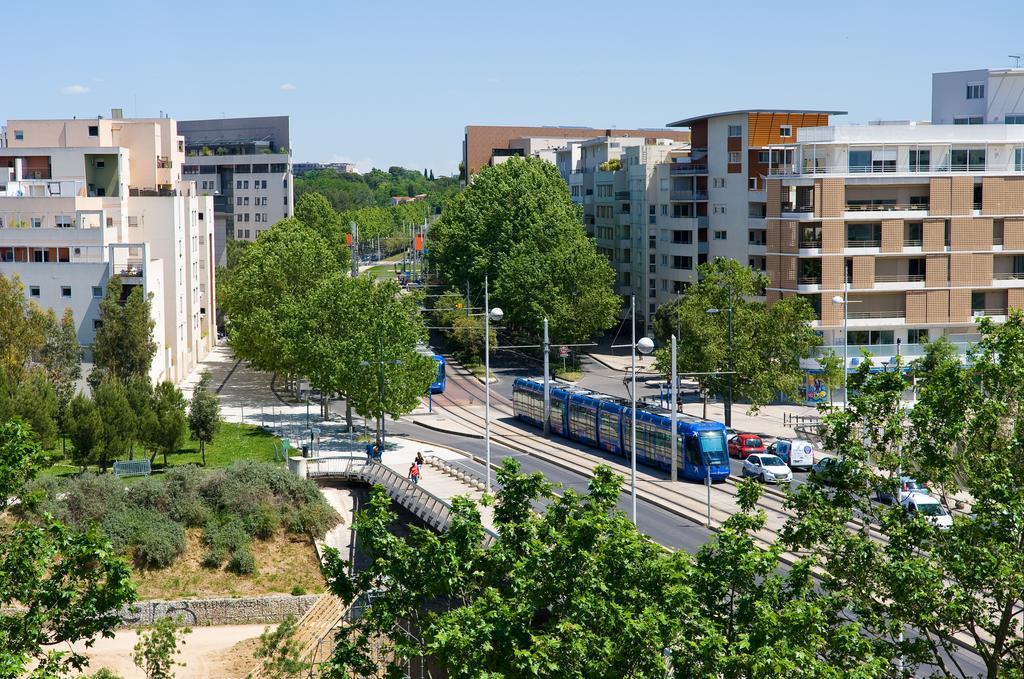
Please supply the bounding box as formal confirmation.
[831,286,860,409]
[483,275,504,494]
[360,338,401,453]
[619,295,655,524]
[706,307,734,428]
[670,334,678,483]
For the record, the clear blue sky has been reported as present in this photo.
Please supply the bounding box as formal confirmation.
[5,0,1023,175]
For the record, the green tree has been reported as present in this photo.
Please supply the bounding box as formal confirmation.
[220,219,337,377]
[92,276,157,385]
[304,275,435,441]
[132,617,190,679]
[428,156,619,344]
[295,191,346,265]
[254,614,308,678]
[146,381,187,467]
[0,273,49,382]
[0,418,136,677]
[67,393,103,469]
[93,377,136,471]
[13,369,59,450]
[653,258,820,412]
[816,348,844,406]
[41,308,82,452]
[125,375,154,460]
[188,371,220,466]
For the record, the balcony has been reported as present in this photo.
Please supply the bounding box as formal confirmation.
[846,240,881,248]
[615,191,630,201]
[119,261,144,278]
[670,190,708,201]
[810,342,971,360]
[994,272,1024,280]
[157,157,172,169]
[798,276,822,285]
[799,239,822,249]
[903,239,923,247]
[845,203,929,212]
[781,203,814,213]
[847,309,905,320]
[973,308,1008,317]
[669,163,708,175]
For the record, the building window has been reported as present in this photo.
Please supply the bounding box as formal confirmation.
[61,286,71,298]
[779,125,793,137]
[714,230,727,240]
[672,230,693,244]
[261,180,268,189]
[954,116,984,125]
[236,197,243,206]
[55,215,73,228]
[13,130,23,141]
[283,179,288,188]
[971,291,986,312]
[88,125,99,137]
[757,151,769,164]
[728,125,742,137]
[92,286,103,298]
[30,217,42,228]
[93,319,102,330]
[660,178,669,191]
[1016,147,1024,172]
[597,184,613,198]
[94,158,105,168]
[712,204,727,215]
[907,328,927,344]
[660,204,668,216]
[672,255,693,270]
[236,180,242,189]
[909,149,930,172]
[198,212,204,221]
[728,151,742,164]
[966,83,985,100]
[1006,115,1024,124]
[29,286,40,297]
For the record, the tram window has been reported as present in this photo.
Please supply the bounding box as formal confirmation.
[685,435,702,466]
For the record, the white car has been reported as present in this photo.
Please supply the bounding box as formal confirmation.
[901,493,953,530]
[742,454,793,484]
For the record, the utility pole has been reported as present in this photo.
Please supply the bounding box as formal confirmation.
[543,317,551,436]
[670,334,678,483]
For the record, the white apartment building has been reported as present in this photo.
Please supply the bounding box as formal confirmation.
[178,117,292,265]
[932,68,1024,125]
[765,122,1024,402]
[0,111,216,384]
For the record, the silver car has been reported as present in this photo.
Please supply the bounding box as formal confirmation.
[742,453,793,484]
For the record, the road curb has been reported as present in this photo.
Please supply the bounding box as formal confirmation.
[411,418,485,439]
[584,351,657,375]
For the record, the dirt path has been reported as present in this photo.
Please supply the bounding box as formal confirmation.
[71,624,268,678]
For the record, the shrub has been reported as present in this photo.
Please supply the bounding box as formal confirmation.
[63,473,128,528]
[126,476,171,513]
[203,515,250,554]
[246,502,281,540]
[291,585,306,596]
[284,501,341,538]
[91,669,125,679]
[229,546,257,575]
[202,546,227,569]
[171,495,211,528]
[134,516,186,569]
[19,476,66,521]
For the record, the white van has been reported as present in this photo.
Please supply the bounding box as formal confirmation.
[767,438,815,471]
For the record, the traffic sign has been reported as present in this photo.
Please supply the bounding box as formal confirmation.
[559,345,570,358]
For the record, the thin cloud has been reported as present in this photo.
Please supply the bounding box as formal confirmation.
[60,84,90,95]
[280,83,297,91]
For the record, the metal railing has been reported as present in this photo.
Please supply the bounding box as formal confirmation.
[873,274,925,283]
[811,342,973,359]
[993,272,1024,280]
[903,239,923,246]
[781,204,815,213]
[798,276,822,285]
[799,240,822,249]
[770,164,1007,176]
[973,307,1009,316]
[846,239,881,248]
[669,190,708,201]
[845,203,929,212]
[669,163,708,175]
[615,191,630,200]
[846,309,905,319]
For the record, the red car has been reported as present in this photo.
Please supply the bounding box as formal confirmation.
[728,433,765,459]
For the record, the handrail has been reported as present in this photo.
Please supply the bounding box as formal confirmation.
[770,164,1012,176]
[846,203,929,212]
[874,274,925,283]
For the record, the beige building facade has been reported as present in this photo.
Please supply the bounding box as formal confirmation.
[766,123,1024,391]
[0,111,216,384]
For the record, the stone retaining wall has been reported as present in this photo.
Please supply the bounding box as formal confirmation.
[117,594,321,628]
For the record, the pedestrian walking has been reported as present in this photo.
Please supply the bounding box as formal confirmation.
[415,451,425,470]
[409,462,421,485]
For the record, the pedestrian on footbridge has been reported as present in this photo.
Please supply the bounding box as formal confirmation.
[409,462,421,485]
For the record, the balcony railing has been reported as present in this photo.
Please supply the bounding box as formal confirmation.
[874,274,925,283]
[669,163,708,175]
[781,203,814,213]
[798,276,822,285]
[846,309,905,319]
[973,308,1008,316]
[770,164,1006,176]
[799,239,822,249]
[156,157,172,169]
[811,342,972,359]
[845,203,929,212]
[615,191,630,200]
[903,239,923,247]
[670,190,708,201]
[993,272,1024,280]
[846,239,881,248]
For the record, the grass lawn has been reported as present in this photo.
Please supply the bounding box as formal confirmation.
[135,527,325,600]
[41,421,287,478]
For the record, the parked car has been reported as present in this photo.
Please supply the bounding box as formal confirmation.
[875,476,929,505]
[728,433,766,459]
[741,453,793,484]
[809,456,844,486]
[767,438,815,471]
[901,493,952,530]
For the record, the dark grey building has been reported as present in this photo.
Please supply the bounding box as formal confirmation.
[179,116,293,265]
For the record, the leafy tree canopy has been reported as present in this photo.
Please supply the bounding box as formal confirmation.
[92,276,157,385]
[428,156,620,343]
[653,258,820,409]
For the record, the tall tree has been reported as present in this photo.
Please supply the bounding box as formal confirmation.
[652,258,820,411]
[295,191,346,265]
[125,375,154,460]
[41,308,82,452]
[428,156,620,343]
[188,371,220,466]
[146,381,187,467]
[66,393,103,470]
[92,276,157,385]
[816,348,844,406]
[0,418,135,677]
[220,219,337,377]
[92,377,136,471]
[0,273,49,382]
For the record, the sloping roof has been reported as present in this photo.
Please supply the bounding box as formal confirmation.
[667,109,847,127]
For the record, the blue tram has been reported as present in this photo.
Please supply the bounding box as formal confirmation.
[429,355,446,394]
[511,377,730,482]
